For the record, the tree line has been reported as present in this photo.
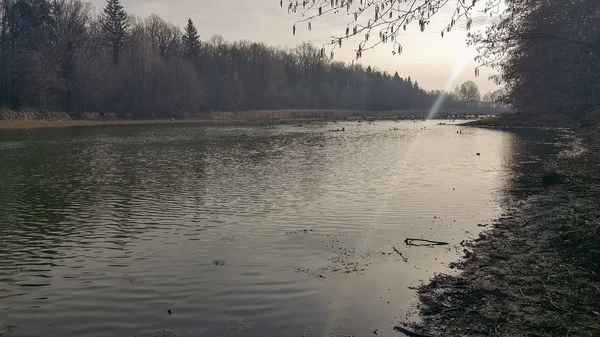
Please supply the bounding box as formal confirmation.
[0,0,488,120]
[473,0,600,118]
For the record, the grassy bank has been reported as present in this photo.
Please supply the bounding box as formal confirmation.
[406,124,600,336]
[0,108,506,130]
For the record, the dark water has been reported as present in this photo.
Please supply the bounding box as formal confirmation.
[1,120,521,337]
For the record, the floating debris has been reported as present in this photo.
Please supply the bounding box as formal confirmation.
[285,229,314,235]
[404,238,449,246]
[393,247,409,262]
[394,325,432,337]
[135,329,179,337]
[0,324,16,336]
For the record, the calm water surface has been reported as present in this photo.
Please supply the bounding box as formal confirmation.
[1,120,521,337]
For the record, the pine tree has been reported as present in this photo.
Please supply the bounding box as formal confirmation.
[182,18,201,60]
[100,0,129,64]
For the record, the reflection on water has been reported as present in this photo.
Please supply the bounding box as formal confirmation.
[1,121,519,337]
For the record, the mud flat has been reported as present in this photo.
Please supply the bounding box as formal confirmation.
[407,125,600,336]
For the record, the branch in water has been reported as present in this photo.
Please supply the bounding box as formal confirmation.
[404,238,449,246]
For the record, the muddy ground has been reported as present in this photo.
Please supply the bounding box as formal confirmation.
[404,124,600,336]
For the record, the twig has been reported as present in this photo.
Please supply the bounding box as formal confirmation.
[538,277,568,312]
[393,247,409,262]
[404,238,449,246]
[393,326,432,337]
[563,265,574,280]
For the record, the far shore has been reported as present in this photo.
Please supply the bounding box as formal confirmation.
[0,108,507,130]
[0,118,247,130]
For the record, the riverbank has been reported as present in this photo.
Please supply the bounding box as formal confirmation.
[0,118,237,130]
[407,124,600,336]
[0,108,505,130]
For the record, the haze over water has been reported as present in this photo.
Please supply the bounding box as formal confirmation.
[0,120,516,337]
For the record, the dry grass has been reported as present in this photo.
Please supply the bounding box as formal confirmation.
[0,110,70,122]
[0,118,231,130]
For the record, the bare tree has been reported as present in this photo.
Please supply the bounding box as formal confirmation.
[51,0,92,111]
[145,14,181,58]
[459,80,480,103]
[482,91,492,102]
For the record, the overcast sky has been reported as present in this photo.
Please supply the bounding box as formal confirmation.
[90,0,501,94]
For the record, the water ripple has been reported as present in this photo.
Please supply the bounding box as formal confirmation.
[0,121,522,337]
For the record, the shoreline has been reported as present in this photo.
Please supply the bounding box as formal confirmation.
[0,118,264,130]
[407,123,600,336]
[0,108,506,130]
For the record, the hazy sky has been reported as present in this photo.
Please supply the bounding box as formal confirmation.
[90,0,501,93]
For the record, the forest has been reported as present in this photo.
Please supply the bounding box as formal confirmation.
[0,0,497,120]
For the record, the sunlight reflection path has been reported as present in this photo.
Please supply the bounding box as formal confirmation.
[323,122,431,334]
[324,17,494,332]
[428,15,493,120]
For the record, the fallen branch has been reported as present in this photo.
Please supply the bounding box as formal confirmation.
[393,247,409,262]
[404,238,449,246]
[393,326,432,337]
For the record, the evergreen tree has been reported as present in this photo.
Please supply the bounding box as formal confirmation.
[100,0,129,64]
[182,18,201,60]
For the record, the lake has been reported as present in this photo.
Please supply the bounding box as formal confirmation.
[0,120,518,337]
